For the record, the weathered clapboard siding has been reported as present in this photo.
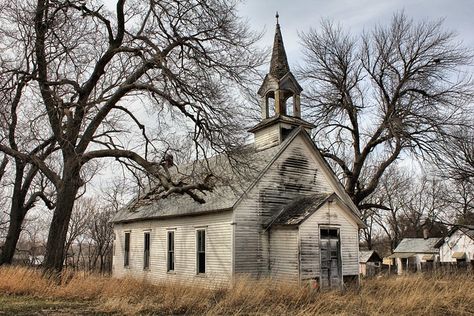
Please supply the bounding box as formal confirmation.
[113,210,233,286]
[299,200,359,280]
[233,135,334,276]
[254,124,281,150]
[269,228,299,279]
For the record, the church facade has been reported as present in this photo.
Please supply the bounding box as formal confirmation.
[111,19,364,289]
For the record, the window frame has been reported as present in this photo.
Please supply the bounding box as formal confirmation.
[167,230,175,272]
[124,231,130,268]
[196,229,206,274]
[143,231,151,270]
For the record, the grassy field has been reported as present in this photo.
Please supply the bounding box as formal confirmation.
[0,266,473,315]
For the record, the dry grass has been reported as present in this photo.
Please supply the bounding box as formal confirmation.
[0,266,473,315]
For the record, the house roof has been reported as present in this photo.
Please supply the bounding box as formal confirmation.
[112,127,363,226]
[393,238,440,254]
[111,142,282,223]
[359,250,382,263]
[434,225,474,248]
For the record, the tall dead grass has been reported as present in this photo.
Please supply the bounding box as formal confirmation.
[0,266,473,315]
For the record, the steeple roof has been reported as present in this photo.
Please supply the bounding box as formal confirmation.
[269,13,290,79]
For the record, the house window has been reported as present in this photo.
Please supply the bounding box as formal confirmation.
[124,232,130,267]
[144,232,150,269]
[197,229,206,274]
[167,231,175,272]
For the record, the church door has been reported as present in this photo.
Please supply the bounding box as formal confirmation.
[319,227,342,289]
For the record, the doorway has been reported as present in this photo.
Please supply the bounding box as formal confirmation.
[320,227,342,289]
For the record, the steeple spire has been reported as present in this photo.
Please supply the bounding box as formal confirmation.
[269,13,290,79]
[251,14,314,150]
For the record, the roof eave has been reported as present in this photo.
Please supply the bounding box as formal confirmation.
[111,207,233,224]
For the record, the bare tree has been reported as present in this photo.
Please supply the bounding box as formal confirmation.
[362,166,412,250]
[0,0,264,273]
[436,127,474,183]
[87,205,114,273]
[442,178,474,225]
[64,197,95,269]
[298,13,473,211]
[0,28,56,264]
[365,165,451,251]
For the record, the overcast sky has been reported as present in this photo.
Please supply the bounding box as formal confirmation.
[238,0,474,69]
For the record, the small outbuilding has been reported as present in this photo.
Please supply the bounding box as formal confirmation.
[359,250,382,277]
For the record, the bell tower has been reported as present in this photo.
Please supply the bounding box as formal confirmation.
[250,13,314,150]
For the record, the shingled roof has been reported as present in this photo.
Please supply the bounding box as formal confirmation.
[393,238,440,254]
[269,20,290,79]
[111,143,282,223]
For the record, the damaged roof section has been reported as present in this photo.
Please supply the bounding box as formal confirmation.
[111,143,283,223]
[265,193,333,227]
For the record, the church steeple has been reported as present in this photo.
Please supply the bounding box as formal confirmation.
[257,14,303,119]
[269,13,290,80]
[250,14,314,150]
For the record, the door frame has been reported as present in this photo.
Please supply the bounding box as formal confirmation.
[319,225,342,289]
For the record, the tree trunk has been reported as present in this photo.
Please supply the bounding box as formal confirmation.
[0,164,26,265]
[43,159,81,274]
[0,206,26,265]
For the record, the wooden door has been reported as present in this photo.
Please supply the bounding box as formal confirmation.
[320,228,341,289]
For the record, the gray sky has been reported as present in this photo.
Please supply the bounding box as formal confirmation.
[238,0,474,69]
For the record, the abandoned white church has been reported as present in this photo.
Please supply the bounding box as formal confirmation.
[111,20,365,289]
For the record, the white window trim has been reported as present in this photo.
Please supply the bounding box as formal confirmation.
[196,228,207,275]
[143,231,151,270]
[167,230,175,273]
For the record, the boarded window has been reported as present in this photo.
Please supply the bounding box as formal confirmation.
[124,232,130,267]
[144,232,150,269]
[197,230,206,274]
[167,231,174,272]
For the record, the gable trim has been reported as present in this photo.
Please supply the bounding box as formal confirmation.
[232,126,364,228]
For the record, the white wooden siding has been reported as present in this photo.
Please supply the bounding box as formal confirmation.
[439,230,474,262]
[299,200,359,280]
[254,124,281,150]
[233,135,334,276]
[269,228,299,280]
[113,211,232,286]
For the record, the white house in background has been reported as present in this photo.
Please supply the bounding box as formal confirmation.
[110,19,365,289]
[389,238,440,274]
[435,226,474,263]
